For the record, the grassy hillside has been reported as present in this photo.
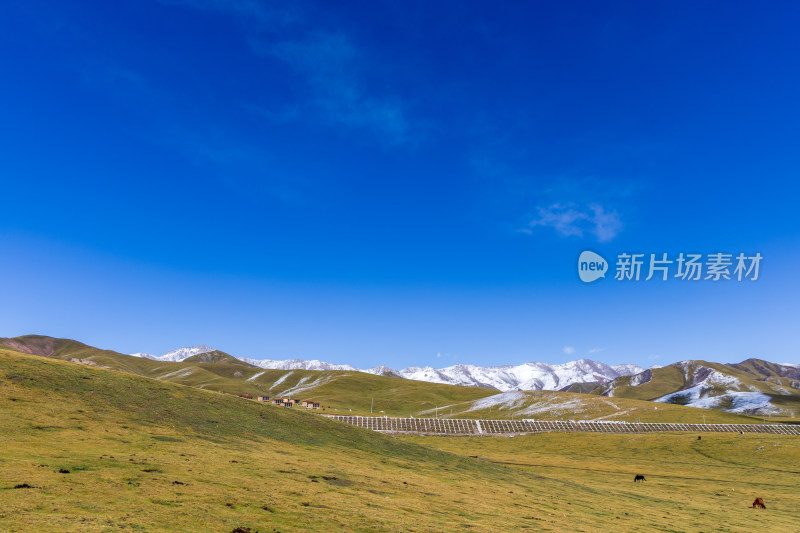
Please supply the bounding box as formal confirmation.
[592,365,688,400]
[593,359,800,417]
[245,368,496,414]
[182,350,256,366]
[0,335,181,376]
[0,348,538,532]
[0,335,496,416]
[404,432,800,533]
[732,359,800,382]
[3,348,799,532]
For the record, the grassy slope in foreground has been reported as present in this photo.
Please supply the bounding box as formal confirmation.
[404,432,800,533]
[0,348,540,532]
[3,348,799,532]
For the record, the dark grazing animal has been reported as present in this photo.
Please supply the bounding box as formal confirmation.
[633,474,646,483]
[753,498,766,509]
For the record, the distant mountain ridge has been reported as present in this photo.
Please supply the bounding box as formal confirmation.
[2,335,798,415]
[129,345,644,392]
[368,360,645,392]
[239,357,360,372]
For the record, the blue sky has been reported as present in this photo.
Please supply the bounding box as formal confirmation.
[1,1,799,368]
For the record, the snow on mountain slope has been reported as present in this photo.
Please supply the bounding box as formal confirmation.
[274,375,335,398]
[395,359,644,392]
[611,361,800,415]
[130,345,215,362]
[612,364,645,375]
[130,345,359,370]
[464,391,527,411]
[656,385,778,414]
[130,345,642,392]
[240,358,359,371]
[363,365,404,377]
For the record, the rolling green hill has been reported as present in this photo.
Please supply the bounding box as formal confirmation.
[182,350,256,366]
[593,359,800,417]
[0,334,178,376]
[0,346,533,531]
[0,335,496,416]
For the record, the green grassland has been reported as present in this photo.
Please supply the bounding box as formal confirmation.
[0,348,538,532]
[403,432,800,532]
[3,348,800,532]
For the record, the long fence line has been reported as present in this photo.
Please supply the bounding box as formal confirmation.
[322,415,800,436]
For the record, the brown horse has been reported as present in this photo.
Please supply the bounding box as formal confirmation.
[752,498,766,509]
[633,474,646,482]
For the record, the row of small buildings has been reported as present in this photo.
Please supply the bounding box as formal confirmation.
[236,393,321,409]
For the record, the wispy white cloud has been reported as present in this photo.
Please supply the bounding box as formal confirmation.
[470,164,634,243]
[588,348,603,354]
[563,346,576,355]
[528,202,622,242]
[166,0,410,144]
[272,32,409,143]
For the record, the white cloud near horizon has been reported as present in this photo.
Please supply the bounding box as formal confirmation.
[563,346,576,355]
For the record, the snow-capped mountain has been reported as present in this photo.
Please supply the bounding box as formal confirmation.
[131,345,358,370]
[131,345,215,362]
[364,365,404,377]
[380,359,644,392]
[611,363,646,375]
[239,358,359,371]
[131,345,643,392]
